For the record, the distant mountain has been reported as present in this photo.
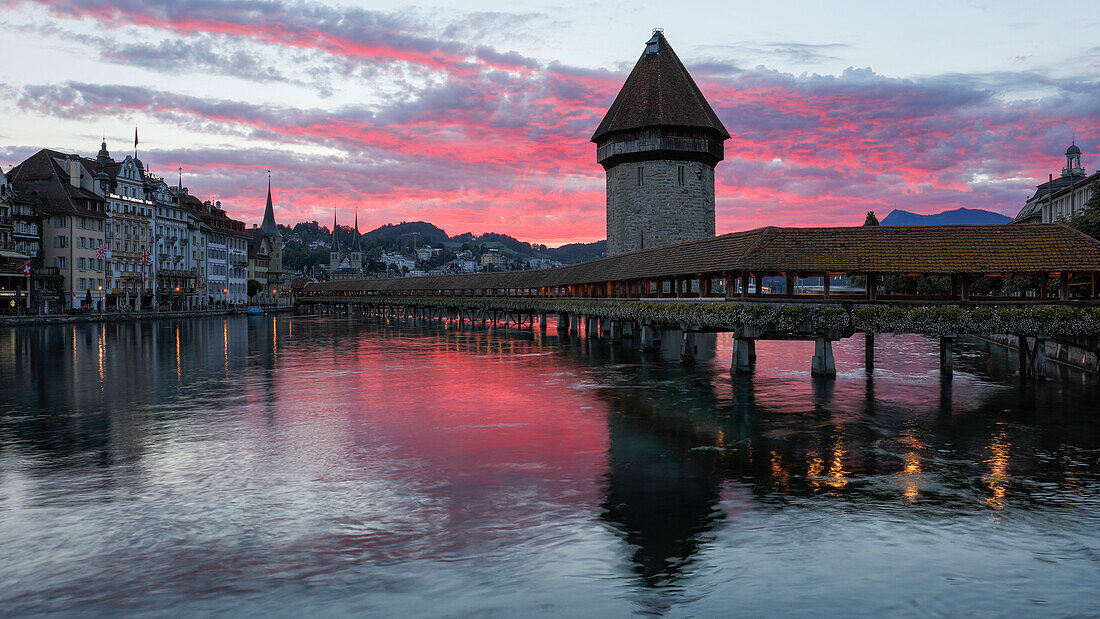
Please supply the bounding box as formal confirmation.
[364,221,449,244]
[881,208,1012,226]
[545,240,607,264]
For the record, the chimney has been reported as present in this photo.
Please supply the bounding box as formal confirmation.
[68,155,81,188]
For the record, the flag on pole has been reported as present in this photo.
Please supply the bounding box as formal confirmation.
[134,127,139,148]
[141,248,150,264]
[21,262,31,276]
[96,243,107,260]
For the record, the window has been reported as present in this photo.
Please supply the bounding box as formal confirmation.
[97,259,103,271]
[79,278,86,290]
[79,257,86,270]
[637,167,644,186]
[678,165,685,186]
[57,257,67,270]
[55,235,67,248]
[56,216,66,228]
[79,237,86,249]
[79,217,86,229]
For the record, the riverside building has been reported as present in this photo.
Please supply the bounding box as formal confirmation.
[1014,143,1098,224]
[8,149,109,310]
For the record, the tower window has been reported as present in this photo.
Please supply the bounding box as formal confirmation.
[637,167,644,186]
[678,165,685,186]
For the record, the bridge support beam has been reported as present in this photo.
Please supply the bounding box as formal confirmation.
[811,338,836,377]
[865,333,875,373]
[732,338,756,374]
[623,321,635,339]
[1034,336,1047,379]
[610,320,623,343]
[570,315,580,335]
[556,312,569,332]
[586,317,599,339]
[538,313,547,333]
[640,323,660,351]
[940,335,955,376]
[680,329,698,363]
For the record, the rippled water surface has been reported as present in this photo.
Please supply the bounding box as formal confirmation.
[1,315,1099,616]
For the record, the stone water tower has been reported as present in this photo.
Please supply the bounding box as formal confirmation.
[593,30,730,256]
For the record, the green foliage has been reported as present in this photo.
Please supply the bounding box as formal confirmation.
[775,305,811,331]
[863,211,879,226]
[1062,182,1100,240]
[247,279,263,298]
[813,307,850,332]
[307,297,1100,337]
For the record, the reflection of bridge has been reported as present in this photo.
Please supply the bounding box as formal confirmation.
[302,224,1100,379]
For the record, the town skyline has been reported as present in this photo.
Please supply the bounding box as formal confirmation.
[2,0,1098,244]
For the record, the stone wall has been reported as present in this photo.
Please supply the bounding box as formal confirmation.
[973,334,1100,373]
[606,159,715,255]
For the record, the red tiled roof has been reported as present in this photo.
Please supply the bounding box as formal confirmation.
[305,224,1100,294]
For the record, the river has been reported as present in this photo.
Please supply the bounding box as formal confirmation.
[1,315,1098,615]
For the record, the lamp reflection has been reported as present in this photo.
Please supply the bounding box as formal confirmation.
[984,426,1011,510]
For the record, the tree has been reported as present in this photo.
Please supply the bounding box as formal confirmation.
[1063,182,1100,239]
[864,211,880,226]
[247,279,263,300]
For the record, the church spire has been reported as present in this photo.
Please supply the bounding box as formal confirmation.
[351,209,362,252]
[332,208,339,252]
[261,171,281,237]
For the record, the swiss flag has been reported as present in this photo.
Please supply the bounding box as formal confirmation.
[20,262,31,276]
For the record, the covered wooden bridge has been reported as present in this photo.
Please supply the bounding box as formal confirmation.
[300,224,1100,378]
[303,224,1100,303]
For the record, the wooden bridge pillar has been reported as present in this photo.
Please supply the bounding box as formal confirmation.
[1034,336,1047,379]
[623,321,635,339]
[539,313,547,333]
[556,312,569,332]
[865,333,875,373]
[610,320,623,343]
[939,335,955,376]
[586,317,599,339]
[680,329,698,363]
[811,338,836,377]
[640,323,660,351]
[732,338,756,374]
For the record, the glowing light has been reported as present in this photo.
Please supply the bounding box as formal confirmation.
[984,427,1011,510]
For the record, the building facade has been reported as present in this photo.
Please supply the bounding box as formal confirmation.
[1014,144,1098,224]
[592,30,729,256]
[9,149,110,310]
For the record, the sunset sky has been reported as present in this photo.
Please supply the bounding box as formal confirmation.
[1,0,1097,245]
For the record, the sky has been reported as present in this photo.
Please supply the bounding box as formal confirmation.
[1,0,1098,246]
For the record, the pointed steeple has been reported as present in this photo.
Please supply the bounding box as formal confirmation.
[351,209,362,252]
[332,208,339,252]
[591,30,729,143]
[261,171,281,237]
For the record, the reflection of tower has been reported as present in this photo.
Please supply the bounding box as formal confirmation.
[599,388,724,589]
[593,29,729,256]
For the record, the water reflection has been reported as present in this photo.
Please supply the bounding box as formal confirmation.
[1,316,1099,614]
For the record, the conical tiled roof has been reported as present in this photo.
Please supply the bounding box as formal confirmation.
[592,31,729,142]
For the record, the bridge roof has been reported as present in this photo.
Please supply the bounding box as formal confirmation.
[304,224,1100,293]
